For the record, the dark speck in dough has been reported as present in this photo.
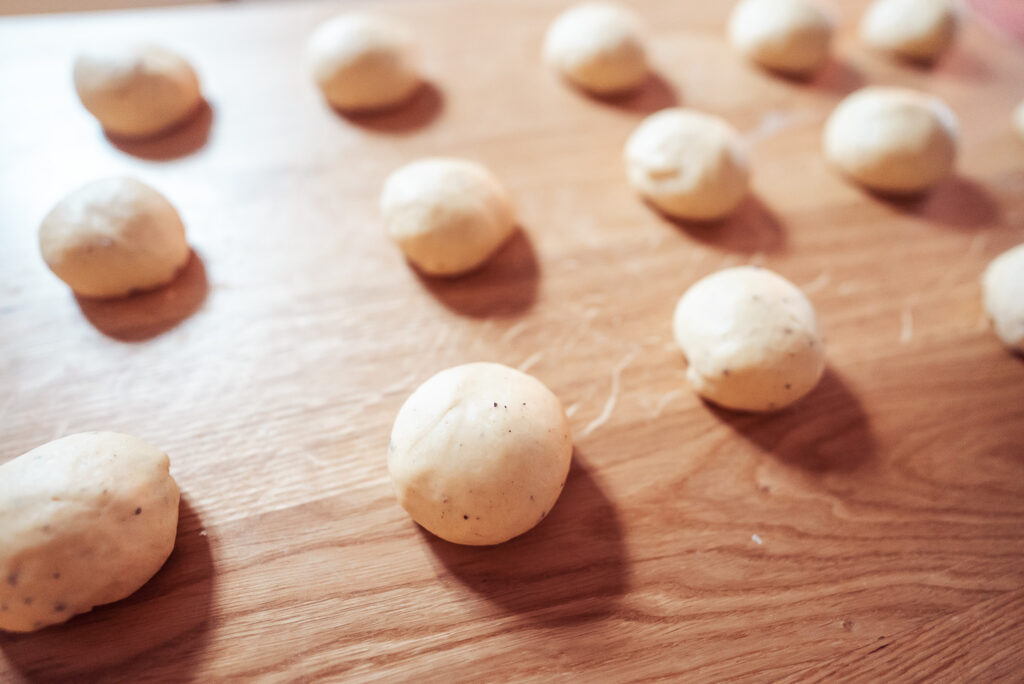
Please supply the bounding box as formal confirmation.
[54,603,66,612]
[135,507,142,515]
[462,515,468,520]
[6,573,17,586]
[23,597,32,605]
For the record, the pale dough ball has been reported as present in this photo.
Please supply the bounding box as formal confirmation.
[1014,101,1024,141]
[388,363,573,546]
[74,44,202,139]
[982,244,1024,353]
[0,432,180,633]
[543,2,649,95]
[823,86,958,195]
[673,266,826,412]
[860,0,957,62]
[380,158,517,276]
[306,13,421,111]
[728,0,835,76]
[39,177,190,299]
[625,108,749,221]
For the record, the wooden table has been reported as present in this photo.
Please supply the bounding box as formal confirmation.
[1,0,1023,680]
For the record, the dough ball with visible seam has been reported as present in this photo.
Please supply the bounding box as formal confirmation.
[306,13,421,111]
[728,0,835,77]
[982,244,1024,354]
[74,44,202,139]
[860,0,957,62]
[380,158,516,276]
[543,2,649,95]
[823,86,958,195]
[0,432,180,633]
[673,266,826,412]
[625,107,749,221]
[388,363,573,546]
[39,177,190,298]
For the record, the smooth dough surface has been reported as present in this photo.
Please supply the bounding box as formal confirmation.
[543,2,648,95]
[388,363,573,546]
[673,266,826,412]
[74,44,202,139]
[380,158,517,276]
[0,432,180,633]
[823,86,958,195]
[728,0,835,76]
[39,177,190,298]
[860,0,957,62]
[625,108,749,221]
[306,13,421,111]
[982,244,1024,353]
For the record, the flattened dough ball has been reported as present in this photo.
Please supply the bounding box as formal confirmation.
[823,86,958,195]
[39,177,190,298]
[625,108,749,221]
[982,244,1024,353]
[860,0,957,62]
[0,432,180,633]
[728,0,835,77]
[74,44,202,139]
[543,2,649,95]
[380,158,516,276]
[388,363,573,546]
[673,266,826,412]
[306,13,421,111]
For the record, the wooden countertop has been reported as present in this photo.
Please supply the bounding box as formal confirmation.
[1,0,1023,680]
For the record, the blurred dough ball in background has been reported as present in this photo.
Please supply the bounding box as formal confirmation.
[543,2,649,95]
[74,44,202,139]
[860,0,958,62]
[39,177,190,299]
[306,13,421,111]
[380,158,517,276]
[982,244,1024,354]
[728,0,835,77]
[673,266,826,413]
[823,86,958,195]
[624,108,749,222]
[388,362,573,546]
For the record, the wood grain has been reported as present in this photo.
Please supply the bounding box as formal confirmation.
[1,0,1023,681]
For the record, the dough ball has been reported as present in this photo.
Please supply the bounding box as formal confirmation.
[39,177,190,298]
[388,363,573,546]
[823,86,958,195]
[380,158,517,276]
[860,0,957,62]
[543,2,649,95]
[982,244,1024,353]
[624,108,749,221]
[73,44,202,139]
[673,266,826,412]
[728,0,835,77]
[0,432,180,633]
[1014,101,1024,141]
[306,13,421,111]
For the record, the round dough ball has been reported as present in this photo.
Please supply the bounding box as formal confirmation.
[306,13,421,111]
[728,0,835,77]
[380,158,517,276]
[39,177,190,298]
[74,44,202,139]
[388,363,573,546]
[860,0,957,62]
[543,2,649,95]
[673,266,826,412]
[0,432,180,633]
[982,244,1024,354]
[624,108,749,221]
[823,86,958,195]
[1014,100,1024,141]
